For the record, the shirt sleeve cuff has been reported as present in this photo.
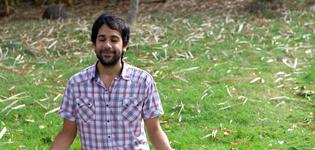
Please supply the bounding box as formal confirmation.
[143,110,164,120]
[59,111,76,122]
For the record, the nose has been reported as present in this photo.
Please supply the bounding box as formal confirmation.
[103,41,112,49]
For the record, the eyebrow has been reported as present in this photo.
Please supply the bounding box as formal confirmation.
[97,34,120,38]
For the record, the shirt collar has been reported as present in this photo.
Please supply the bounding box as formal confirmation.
[120,61,130,80]
[90,61,131,81]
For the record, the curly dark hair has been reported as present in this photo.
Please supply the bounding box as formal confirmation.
[91,13,130,47]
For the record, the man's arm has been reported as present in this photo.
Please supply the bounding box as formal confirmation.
[50,118,77,150]
[145,117,171,150]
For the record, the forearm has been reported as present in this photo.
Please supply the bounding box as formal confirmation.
[148,127,171,150]
[50,129,76,150]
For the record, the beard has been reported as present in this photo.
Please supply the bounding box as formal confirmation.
[96,48,123,67]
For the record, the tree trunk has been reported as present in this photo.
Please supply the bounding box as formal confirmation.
[109,0,119,6]
[64,0,73,6]
[5,0,9,15]
[141,0,166,4]
[34,0,43,6]
[127,0,139,25]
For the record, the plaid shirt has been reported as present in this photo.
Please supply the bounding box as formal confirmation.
[59,62,164,150]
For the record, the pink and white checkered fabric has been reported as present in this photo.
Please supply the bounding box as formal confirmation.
[59,62,164,150]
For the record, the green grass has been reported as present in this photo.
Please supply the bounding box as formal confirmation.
[1,8,315,149]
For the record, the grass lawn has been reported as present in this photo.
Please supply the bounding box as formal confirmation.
[0,7,315,149]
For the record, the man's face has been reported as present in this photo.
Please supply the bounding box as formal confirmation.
[94,25,127,66]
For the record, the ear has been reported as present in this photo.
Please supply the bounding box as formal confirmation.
[123,45,128,52]
[92,43,96,50]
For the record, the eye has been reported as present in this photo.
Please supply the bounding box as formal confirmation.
[98,37,105,42]
[97,35,106,42]
[111,37,119,43]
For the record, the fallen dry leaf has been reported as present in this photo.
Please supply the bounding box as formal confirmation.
[308,125,315,130]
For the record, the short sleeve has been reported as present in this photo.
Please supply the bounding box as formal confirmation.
[59,81,76,122]
[142,76,164,120]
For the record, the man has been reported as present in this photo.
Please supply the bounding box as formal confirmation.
[50,13,172,150]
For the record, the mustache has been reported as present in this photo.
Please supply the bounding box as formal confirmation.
[100,48,114,53]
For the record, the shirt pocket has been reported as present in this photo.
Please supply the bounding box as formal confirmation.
[122,98,142,123]
[76,97,95,123]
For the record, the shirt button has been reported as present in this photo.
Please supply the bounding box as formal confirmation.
[108,136,111,138]
[106,104,109,107]
[107,120,110,123]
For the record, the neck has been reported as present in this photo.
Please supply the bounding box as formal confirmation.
[97,60,123,78]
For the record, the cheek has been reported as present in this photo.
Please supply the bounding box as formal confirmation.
[94,44,102,50]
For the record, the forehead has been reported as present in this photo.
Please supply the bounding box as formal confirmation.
[97,25,121,38]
